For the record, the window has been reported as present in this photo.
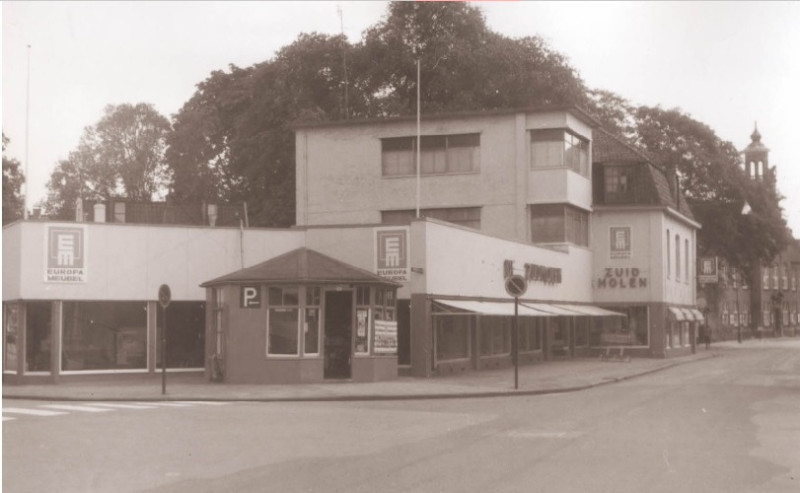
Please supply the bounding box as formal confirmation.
[213,288,224,357]
[434,315,472,362]
[685,239,689,282]
[355,287,370,354]
[529,204,589,246]
[3,303,20,372]
[26,302,52,372]
[518,317,544,352]
[782,264,789,290]
[772,265,779,290]
[590,306,648,347]
[156,301,205,368]
[381,133,480,176]
[675,235,681,280]
[305,287,321,355]
[62,302,147,371]
[530,129,589,176]
[763,267,770,290]
[603,166,634,201]
[268,287,300,355]
[722,303,729,326]
[666,229,671,278]
[382,207,481,229]
[480,317,511,356]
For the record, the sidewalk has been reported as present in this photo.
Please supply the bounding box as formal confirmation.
[3,351,717,403]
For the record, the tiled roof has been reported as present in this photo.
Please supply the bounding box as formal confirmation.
[201,248,400,287]
[593,128,695,221]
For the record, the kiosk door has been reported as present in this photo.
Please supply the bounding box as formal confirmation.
[324,291,352,379]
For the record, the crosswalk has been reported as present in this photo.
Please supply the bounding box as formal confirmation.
[2,401,229,422]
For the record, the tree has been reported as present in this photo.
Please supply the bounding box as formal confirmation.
[2,133,25,224]
[167,1,590,226]
[43,103,171,218]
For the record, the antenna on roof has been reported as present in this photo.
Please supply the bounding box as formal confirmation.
[337,5,349,120]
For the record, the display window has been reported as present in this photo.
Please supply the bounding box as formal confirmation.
[26,302,52,372]
[480,317,511,356]
[589,306,649,347]
[267,287,300,356]
[156,301,205,368]
[62,302,147,371]
[4,302,20,372]
[434,315,472,362]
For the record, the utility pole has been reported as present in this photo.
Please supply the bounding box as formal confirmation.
[23,44,31,220]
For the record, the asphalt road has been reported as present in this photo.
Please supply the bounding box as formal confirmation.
[3,340,799,493]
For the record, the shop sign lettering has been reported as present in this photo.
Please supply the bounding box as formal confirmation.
[45,226,87,283]
[375,227,409,282]
[503,260,562,285]
[595,267,647,289]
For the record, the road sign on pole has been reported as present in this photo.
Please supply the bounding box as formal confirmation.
[505,275,527,298]
[504,275,526,390]
[158,284,171,395]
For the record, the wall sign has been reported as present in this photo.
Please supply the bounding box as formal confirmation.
[240,285,261,308]
[595,267,648,289]
[698,257,718,284]
[374,319,398,354]
[609,226,631,259]
[375,227,410,282]
[503,259,561,285]
[45,225,87,283]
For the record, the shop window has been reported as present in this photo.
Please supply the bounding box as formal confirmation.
[62,302,147,371]
[590,306,648,347]
[382,207,481,230]
[373,288,398,354]
[529,204,589,246]
[518,317,544,352]
[355,286,370,355]
[574,317,590,347]
[267,287,300,356]
[530,129,589,176]
[480,317,511,356]
[381,133,480,177]
[4,303,20,372]
[26,302,52,372]
[156,302,205,368]
[305,287,321,355]
[434,315,472,362]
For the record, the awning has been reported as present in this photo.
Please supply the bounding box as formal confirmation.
[551,304,626,317]
[668,307,687,321]
[434,300,625,317]
[690,309,705,322]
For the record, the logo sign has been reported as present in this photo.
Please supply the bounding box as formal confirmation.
[240,285,261,308]
[158,284,171,308]
[375,227,409,282]
[45,226,87,282]
[609,226,632,259]
[698,257,718,284]
[505,275,527,298]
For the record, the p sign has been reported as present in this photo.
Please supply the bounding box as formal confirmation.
[240,285,261,308]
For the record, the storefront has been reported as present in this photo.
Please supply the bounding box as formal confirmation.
[200,248,400,384]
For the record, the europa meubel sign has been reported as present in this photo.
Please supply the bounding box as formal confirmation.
[45,226,87,283]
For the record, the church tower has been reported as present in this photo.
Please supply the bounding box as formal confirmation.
[743,123,770,181]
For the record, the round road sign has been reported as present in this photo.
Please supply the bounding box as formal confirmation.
[505,275,527,298]
[158,284,172,308]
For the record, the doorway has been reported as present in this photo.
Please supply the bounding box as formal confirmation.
[324,291,352,379]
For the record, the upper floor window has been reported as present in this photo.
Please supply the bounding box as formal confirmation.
[382,207,481,230]
[529,204,588,246]
[381,133,480,177]
[685,238,689,282]
[666,229,671,279]
[530,129,589,177]
[604,166,633,195]
[675,235,681,280]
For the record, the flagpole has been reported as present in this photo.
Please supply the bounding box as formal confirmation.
[24,44,31,220]
[416,58,421,218]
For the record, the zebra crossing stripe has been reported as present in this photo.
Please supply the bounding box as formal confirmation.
[40,404,113,413]
[180,401,229,405]
[3,417,15,421]
[3,407,67,416]
[90,403,156,410]
[146,402,194,407]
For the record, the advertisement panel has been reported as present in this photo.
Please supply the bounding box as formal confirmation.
[45,225,87,283]
[374,227,410,282]
[374,319,398,354]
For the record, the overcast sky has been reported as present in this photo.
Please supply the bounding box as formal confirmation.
[3,1,799,234]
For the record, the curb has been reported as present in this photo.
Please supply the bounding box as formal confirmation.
[2,353,717,403]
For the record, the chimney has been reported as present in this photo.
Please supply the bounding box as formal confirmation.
[93,203,106,223]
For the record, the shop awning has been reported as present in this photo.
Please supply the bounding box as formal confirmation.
[690,308,705,322]
[668,307,687,321]
[434,300,553,316]
[551,304,626,317]
[434,300,625,317]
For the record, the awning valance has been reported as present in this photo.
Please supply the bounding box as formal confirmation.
[434,300,625,318]
[690,308,705,322]
[668,307,687,321]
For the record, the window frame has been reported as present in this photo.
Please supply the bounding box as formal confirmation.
[530,129,589,177]
[529,203,589,246]
[381,133,481,177]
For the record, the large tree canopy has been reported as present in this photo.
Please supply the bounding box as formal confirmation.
[44,103,170,218]
[2,133,25,224]
[167,2,589,227]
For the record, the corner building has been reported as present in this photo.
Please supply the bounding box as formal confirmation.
[3,106,703,385]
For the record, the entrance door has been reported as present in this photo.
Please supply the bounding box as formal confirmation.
[324,291,352,379]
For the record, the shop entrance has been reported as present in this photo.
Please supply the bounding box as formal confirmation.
[324,291,352,379]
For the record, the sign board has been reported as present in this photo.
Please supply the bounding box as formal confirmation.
[609,226,632,259]
[45,225,87,283]
[505,275,527,298]
[375,227,410,282]
[240,285,261,308]
[374,320,398,354]
[698,257,719,284]
[158,284,171,308]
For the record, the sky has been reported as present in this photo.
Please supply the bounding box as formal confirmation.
[3,1,799,234]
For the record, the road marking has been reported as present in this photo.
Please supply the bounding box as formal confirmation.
[39,404,114,413]
[3,417,16,421]
[146,402,195,407]
[90,403,157,410]
[180,401,229,405]
[3,407,67,416]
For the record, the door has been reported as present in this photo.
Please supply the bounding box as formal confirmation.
[324,291,352,379]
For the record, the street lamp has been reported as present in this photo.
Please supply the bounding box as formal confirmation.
[737,201,752,344]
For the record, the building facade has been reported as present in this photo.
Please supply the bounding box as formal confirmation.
[4,106,706,385]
